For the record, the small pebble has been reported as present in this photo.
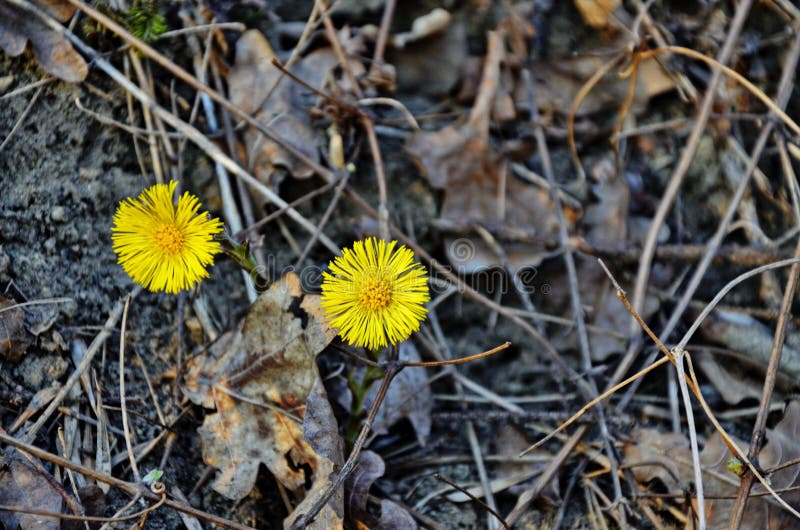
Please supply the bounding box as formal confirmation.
[51,206,67,222]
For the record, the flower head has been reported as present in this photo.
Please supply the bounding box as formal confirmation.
[321,238,429,350]
[111,181,223,294]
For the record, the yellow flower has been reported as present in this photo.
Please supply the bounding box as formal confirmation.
[321,238,429,350]
[111,181,223,294]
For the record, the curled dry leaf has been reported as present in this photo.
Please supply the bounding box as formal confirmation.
[183,272,337,500]
[228,29,364,183]
[407,31,569,273]
[0,456,62,530]
[345,450,418,529]
[699,310,800,379]
[0,295,33,362]
[574,0,621,29]
[0,0,87,82]
[284,379,344,530]
[625,402,800,529]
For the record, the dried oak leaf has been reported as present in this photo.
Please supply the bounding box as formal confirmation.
[407,31,568,273]
[0,456,62,530]
[183,272,336,500]
[228,29,364,182]
[625,402,800,529]
[0,0,87,82]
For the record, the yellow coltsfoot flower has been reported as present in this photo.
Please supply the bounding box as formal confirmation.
[321,238,430,351]
[111,181,223,294]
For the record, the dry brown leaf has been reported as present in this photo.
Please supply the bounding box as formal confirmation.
[524,54,673,119]
[699,310,800,379]
[574,0,621,29]
[624,428,695,492]
[701,403,800,529]
[407,31,568,272]
[228,29,363,182]
[0,0,87,82]
[694,352,763,405]
[0,456,62,530]
[284,379,344,530]
[625,403,800,529]
[343,450,418,529]
[183,272,336,500]
[0,295,33,362]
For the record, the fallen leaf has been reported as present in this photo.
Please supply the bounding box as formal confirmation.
[623,428,695,492]
[704,402,800,528]
[8,384,60,433]
[228,29,364,182]
[183,272,336,500]
[625,402,800,528]
[284,379,344,530]
[0,456,62,530]
[694,352,763,405]
[0,0,87,82]
[344,450,418,529]
[574,0,621,29]
[0,295,33,362]
[526,54,674,118]
[699,310,800,379]
[407,31,568,272]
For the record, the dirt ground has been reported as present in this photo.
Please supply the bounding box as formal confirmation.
[3,1,800,529]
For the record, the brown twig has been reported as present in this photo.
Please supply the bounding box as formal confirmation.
[292,359,402,528]
[403,342,509,367]
[118,294,140,482]
[434,473,510,530]
[0,432,255,530]
[627,0,752,342]
[729,197,800,526]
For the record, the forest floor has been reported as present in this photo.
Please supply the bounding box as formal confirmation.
[3,1,800,529]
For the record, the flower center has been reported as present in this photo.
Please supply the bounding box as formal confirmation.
[153,223,184,255]
[359,277,391,311]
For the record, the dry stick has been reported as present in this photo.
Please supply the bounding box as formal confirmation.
[506,425,588,525]
[367,0,397,85]
[21,289,139,444]
[292,361,402,529]
[118,294,140,482]
[625,0,752,363]
[363,117,390,241]
[0,84,44,152]
[0,432,255,530]
[614,27,800,412]
[729,238,800,527]
[294,172,350,269]
[434,473,510,530]
[525,68,626,522]
[0,297,73,314]
[425,309,502,530]
[0,495,166,523]
[404,342,510,367]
